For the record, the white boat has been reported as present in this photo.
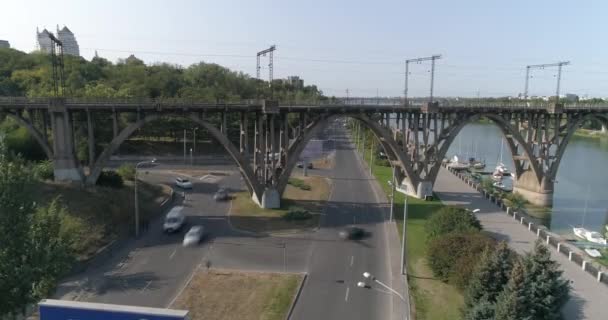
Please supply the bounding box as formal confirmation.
[494,139,510,175]
[493,181,512,192]
[585,248,602,258]
[573,227,608,245]
[447,155,470,170]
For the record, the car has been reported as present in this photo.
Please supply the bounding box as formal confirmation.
[213,188,229,201]
[175,177,193,189]
[183,225,205,246]
[296,162,304,168]
[339,226,365,240]
[163,206,186,233]
[307,162,313,169]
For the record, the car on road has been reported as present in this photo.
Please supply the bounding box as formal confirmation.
[163,206,186,233]
[339,226,365,240]
[213,188,229,201]
[296,161,313,169]
[183,225,205,246]
[175,177,193,189]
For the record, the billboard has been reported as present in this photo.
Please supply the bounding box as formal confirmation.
[39,299,189,320]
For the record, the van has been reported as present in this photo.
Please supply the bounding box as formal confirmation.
[163,206,186,233]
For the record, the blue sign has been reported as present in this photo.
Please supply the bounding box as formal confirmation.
[39,299,189,320]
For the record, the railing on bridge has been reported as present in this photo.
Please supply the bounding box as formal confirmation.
[2,96,608,110]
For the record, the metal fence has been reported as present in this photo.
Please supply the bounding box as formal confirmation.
[444,164,607,286]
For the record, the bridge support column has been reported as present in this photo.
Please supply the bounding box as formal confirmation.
[416,180,434,199]
[251,187,280,209]
[512,170,554,206]
[602,124,607,133]
[49,99,84,182]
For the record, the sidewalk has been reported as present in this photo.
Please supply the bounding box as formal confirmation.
[434,167,608,320]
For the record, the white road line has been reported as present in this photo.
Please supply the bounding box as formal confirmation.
[344,287,350,302]
[140,280,152,293]
[350,255,354,267]
[169,248,177,260]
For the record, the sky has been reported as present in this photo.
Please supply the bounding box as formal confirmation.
[2,0,608,98]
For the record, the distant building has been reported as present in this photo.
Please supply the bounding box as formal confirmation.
[564,93,579,102]
[286,76,304,89]
[36,27,53,53]
[0,40,9,48]
[36,25,80,56]
[57,26,80,56]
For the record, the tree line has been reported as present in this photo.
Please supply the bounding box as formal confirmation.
[0,48,327,162]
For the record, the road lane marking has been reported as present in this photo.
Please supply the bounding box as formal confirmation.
[140,280,152,293]
[169,248,177,260]
[344,287,350,302]
[350,255,354,267]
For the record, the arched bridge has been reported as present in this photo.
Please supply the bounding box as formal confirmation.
[1,97,607,207]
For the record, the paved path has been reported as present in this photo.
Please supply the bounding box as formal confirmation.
[435,167,608,320]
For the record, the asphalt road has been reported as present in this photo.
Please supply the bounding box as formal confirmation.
[290,124,395,320]
[55,121,404,319]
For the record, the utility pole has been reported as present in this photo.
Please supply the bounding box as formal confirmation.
[405,55,442,104]
[346,88,350,104]
[256,45,276,98]
[389,166,395,221]
[369,138,374,174]
[401,196,408,275]
[183,129,186,164]
[523,61,570,102]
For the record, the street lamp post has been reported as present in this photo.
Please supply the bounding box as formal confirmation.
[389,166,395,221]
[134,158,157,237]
[190,148,193,166]
[193,127,199,164]
[358,272,409,320]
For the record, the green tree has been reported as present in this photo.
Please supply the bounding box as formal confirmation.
[425,206,482,241]
[495,260,528,320]
[521,241,570,319]
[28,199,74,299]
[464,242,515,318]
[427,232,495,288]
[117,163,136,181]
[464,299,496,320]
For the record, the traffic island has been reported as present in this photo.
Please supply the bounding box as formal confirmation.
[171,269,303,320]
[229,175,330,234]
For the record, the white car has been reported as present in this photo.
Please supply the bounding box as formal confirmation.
[175,177,193,189]
[183,225,205,247]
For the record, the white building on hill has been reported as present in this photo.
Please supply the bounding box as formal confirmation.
[36,25,80,56]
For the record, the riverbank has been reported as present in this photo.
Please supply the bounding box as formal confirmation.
[353,135,463,320]
[574,128,608,139]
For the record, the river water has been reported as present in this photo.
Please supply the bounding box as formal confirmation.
[446,123,608,236]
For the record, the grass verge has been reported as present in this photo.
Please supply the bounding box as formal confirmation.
[354,131,464,320]
[171,270,302,320]
[26,179,170,261]
[230,175,330,233]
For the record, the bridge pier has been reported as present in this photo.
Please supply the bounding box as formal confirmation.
[602,124,607,133]
[512,171,554,206]
[49,99,84,182]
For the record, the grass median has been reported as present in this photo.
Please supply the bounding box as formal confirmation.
[354,133,464,320]
[171,270,302,320]
[230,174,330,233]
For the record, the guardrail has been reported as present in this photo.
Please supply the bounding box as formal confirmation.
[444,164,608,286]
[2,96,608,111]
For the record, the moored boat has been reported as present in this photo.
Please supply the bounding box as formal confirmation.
[573,227,608,245]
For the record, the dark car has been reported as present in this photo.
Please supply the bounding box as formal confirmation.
[213,188,229,201]
[339,226,365,240]
[307,162,313,169]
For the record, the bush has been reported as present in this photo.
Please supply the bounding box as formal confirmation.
[96,170,124,188]
[427,232,496,289]
[288,178,311,191]
[117,163,136,181]
[283,206,312,221]
[504,192,527,210]
[376,158,390,167]
[32,160,54,180]
[425,206,482,241]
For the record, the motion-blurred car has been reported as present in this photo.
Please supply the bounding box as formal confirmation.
[297,161,313,169]
[339,226,365,240]
[175,177,193,189]
[213,188,229,201]
[183,225,205,247]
